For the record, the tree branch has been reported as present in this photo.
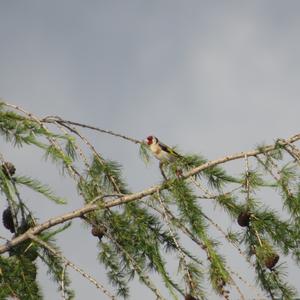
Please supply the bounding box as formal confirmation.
[1,133,299,254]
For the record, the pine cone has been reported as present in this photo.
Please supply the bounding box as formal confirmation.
[185,295,197,300]
[2,207,15,233]
[237,211,251,227]
[265,253,280,270]
[2,162,16,177]
[91,225,107,240]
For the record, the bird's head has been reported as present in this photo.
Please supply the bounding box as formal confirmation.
[146,135,158,145]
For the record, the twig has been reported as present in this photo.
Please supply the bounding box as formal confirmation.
[104,228,167,300]
[190,178,247,260]
[254,229,263,247]
[52,121,91,170]
[0,152,19,230]
[3,103,81,180]
[41,115,142,145]
[28,233,116,299]
[244,154,250,202]
[229,269,265,300]
[276,138,300,164]
[256,154,294,198]
[61,263,67,300]
[156,191,194,295]
[55,120,123,194]
[190,177,261,299]
[199,213,263,298]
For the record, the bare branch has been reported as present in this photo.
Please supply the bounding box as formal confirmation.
[41,115,142,145]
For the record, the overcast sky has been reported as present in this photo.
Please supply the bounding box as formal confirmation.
[1,1,300,299]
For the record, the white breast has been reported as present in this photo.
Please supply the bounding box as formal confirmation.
[150,143,171,161]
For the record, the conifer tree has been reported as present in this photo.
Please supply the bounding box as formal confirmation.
[0,101,300,299]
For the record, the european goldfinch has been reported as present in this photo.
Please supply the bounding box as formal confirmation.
[146,136,181,162]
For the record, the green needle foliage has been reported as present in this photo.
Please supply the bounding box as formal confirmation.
[0,256,42,300]
[14,175,67,204]
[1,103,300,299]
[39,239,74,300]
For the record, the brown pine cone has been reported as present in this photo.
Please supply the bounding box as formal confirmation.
[91,225,107,240]
[2,162,16,177]
[237,211,251,227]
[2,207,15,233]
[265,253,280,270]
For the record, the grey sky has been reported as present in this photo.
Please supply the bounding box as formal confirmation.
[1,1,300,299]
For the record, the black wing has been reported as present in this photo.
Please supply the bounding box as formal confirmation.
[158,141,181,157]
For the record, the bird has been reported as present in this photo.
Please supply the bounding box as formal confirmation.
[146,135,181,162]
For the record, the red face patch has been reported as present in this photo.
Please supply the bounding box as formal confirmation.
[146,136,153,145]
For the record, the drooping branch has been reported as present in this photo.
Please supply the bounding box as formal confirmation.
[1,132,299,255]
[2,102,82,180]
[41,115,142,145]
[28,233,116,299]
